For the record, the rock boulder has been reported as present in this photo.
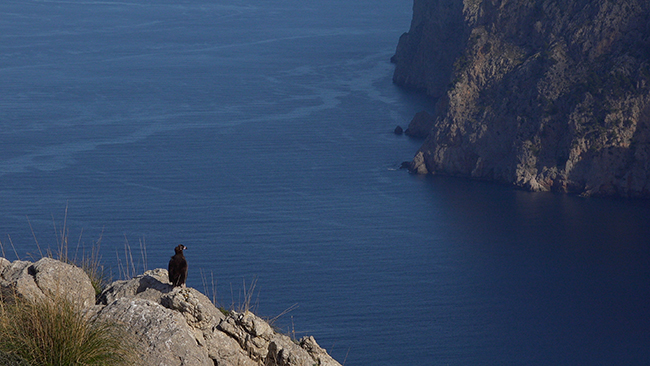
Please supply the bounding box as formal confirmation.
[0,257,95,308]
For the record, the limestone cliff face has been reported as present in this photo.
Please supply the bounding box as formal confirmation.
[392,0,468,98]
[394,0,650,197]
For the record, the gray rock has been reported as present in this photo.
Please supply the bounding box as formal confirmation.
[410,151,429,175]
[98,268,173,305]
[32,257,95,308]
[392,0,467,98]
[219,310,341,366]
[405,110,435,138]
[0,257,10,272]
[0,257,94,308]
[161,287,225,331]
[0,260,41,303]
[94,297,213,366]
[267,337,312,366]
[299,336,341,366]
[218,311,274,362]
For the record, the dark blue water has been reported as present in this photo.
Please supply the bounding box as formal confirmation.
[1,1,649,365]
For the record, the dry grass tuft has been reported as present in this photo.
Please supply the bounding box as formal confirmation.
[0,293,138,366]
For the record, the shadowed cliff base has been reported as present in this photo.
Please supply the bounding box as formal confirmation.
[393,0,650,198]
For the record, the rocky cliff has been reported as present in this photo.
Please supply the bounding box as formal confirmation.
[0,257,341,366]
[393,0,650,197]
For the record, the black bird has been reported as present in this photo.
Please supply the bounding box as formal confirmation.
[168,244,188,287]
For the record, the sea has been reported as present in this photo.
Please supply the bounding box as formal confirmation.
[1,0,649,365]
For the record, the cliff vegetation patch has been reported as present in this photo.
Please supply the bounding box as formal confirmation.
[0,293,138,366]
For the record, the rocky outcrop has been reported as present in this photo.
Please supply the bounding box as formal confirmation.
[0,257,95,308]
[1,258,342,366]
[94,297,214,366]
[393,0,650,197]
[392,0,468,98]
[405,110,436,138]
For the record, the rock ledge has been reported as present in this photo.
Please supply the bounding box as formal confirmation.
[1,258,342,366]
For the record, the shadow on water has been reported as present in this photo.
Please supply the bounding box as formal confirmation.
[415,174,650,365]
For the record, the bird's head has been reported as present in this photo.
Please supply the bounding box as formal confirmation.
[174,244,187,254]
